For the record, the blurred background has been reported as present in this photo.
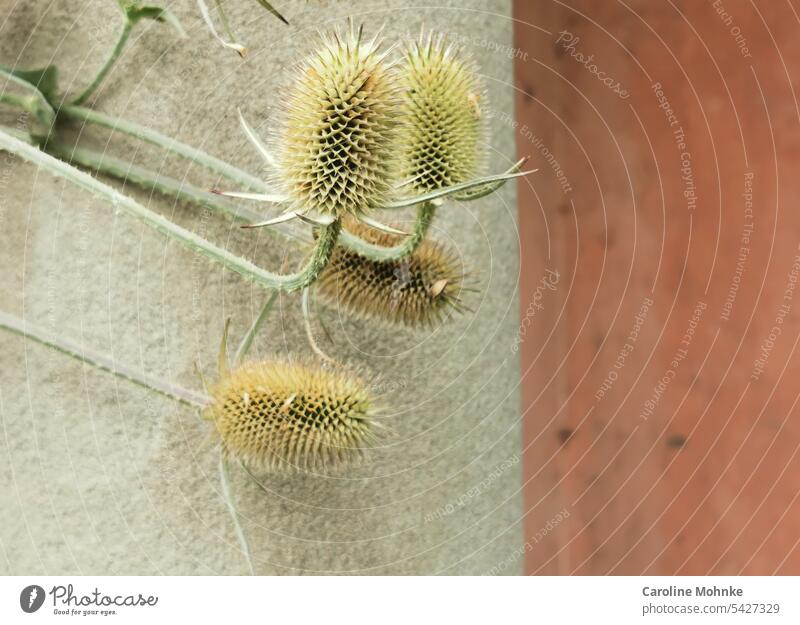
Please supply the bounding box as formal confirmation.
[515,0,800,574]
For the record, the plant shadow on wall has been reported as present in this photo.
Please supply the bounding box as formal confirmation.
[0,1,533,574]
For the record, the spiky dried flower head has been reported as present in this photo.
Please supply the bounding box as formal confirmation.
[209,361,374,472]
[316,219,467,327]
[397,33,485,193]
[277,23,400,217]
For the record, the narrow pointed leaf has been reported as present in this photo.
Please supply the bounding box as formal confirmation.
[218,317,231,378]
[302,287,336,364]
[218,452,256,575]
[385,160,536,208]
[241,210,300,229]
[238,109,277,167]
[296,213,336,227]
[356,214,409,236]
[253,0,288,24]
[211,189,286,203]
[453,158,529,201]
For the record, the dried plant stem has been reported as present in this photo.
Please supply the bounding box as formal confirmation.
[47,139,258,220]
[0,311,207,407]
[0,128,339,291]
[213,0,239,44]
[59,104,271,193]
[339,201,436,261]
[302,287,336,364]
[39,135,308,245]
[71,20,133,106]
[234,290,279,364]
[196,0,247,56]
[218,451,256,575]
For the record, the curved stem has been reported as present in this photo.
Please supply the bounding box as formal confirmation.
[0,67,56,129]
[0,92,38,118]
[58,104,270,192]
[234,290,278,364]
[297,219,342,289]
[0,129,338,292]
[71,20,133,106]
[0,311,207,408]
[338,202,436,261]
[302,287,336,364]
[219,451,256,575]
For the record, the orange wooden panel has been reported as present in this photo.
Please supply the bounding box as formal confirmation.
[515,0,800,575]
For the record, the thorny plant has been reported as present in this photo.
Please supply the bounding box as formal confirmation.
[0,2,535,574]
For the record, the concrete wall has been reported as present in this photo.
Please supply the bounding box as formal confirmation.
[0,0,522,574]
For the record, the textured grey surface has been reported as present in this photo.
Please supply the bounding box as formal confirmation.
[0,0,522,574]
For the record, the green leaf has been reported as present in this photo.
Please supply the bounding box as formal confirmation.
[0,65,57,131]
[253,0,288,25]
[121,2,187,37]
[0,64,59,103]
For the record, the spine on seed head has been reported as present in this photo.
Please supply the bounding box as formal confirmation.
[209,360,374,472]
[276,23,401,217]
[396,32,486,193]
[316,218,467,327]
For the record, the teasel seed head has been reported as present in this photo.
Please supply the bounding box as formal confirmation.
[316,219,467,327]
[397,33,485,193]
[209,361,374,472]
[277,23,401,217]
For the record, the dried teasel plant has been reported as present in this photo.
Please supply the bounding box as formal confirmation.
[0,18,533,381]
[203,316,378,474]
[275,24,400,219]
[315,218,467,327]
[0,11,534,575]
[208,359,376,472]
[396,32,486,194]
[1,17,531,303]
[223,22,531,243]
[0,305,378,574]
[0,306,380,474]
[227,22,410,238]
